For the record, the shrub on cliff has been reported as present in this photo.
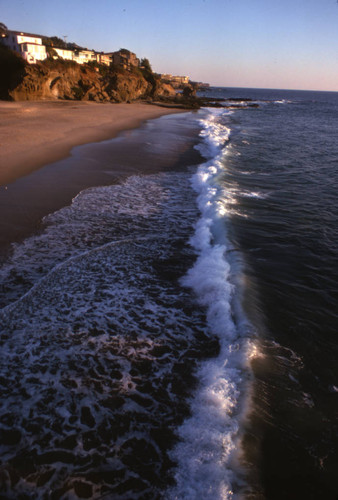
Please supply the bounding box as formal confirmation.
[0,45,26,100]
[42,36,67,49]
[45,46,58,59]
[42,57,78,70]
[140,58,152,72]
[0,22,8,36]
[109,63,127,76]
[143,71,162,97]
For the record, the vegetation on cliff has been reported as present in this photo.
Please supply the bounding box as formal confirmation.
[41,35,84,52]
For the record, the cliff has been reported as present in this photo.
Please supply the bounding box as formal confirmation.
[0,47,176,103]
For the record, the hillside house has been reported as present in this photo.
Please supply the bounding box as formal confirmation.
[53,47,74,61]
[1,30,47,63]
[112,49,139,70]
[160,74,190,86]
[1,29,144,71]
[73,49,97,64]
[172,75,190,85]
[96,52,113,66]
[51,48,98,65]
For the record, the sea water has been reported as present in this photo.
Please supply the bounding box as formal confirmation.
[1,89,338,499]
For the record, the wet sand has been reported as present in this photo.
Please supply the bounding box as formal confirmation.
[0,100,185,185]
[0,103,202,258]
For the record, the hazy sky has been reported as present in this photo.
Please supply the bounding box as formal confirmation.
[1,0,338,91]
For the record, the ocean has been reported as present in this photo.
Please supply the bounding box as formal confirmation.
[0,88,337,499]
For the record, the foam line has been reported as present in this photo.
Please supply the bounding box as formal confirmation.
[167,109,251,499]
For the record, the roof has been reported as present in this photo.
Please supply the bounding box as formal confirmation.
[54,47,73,52]
[117,49,136,57]
[8,30,44,39]
[20,41,46,47]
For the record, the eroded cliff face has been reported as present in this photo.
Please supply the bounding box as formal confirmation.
[0,52,175,103]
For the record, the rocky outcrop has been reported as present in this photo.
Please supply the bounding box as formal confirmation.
[7,60,101,101]
[0,45,26,100]
[0,49,176,103]
[101,69,156,103]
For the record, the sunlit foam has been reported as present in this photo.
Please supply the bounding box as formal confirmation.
[194,111,232,160]
[167,109,253,499]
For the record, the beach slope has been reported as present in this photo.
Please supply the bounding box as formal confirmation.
[0,100,184,185]
[0,100,201,257]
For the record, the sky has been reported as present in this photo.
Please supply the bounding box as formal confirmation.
[1,0,338,91]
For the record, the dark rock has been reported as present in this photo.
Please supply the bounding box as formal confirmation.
[0,413,15,426]
[149,345,172,357]
[36,468,55,486]
[101,396,124,411]
[134,359,153,375]
[85,467,124,485]
[150,426,176,451]
[182,85,196,97]
[120,438,160,466]
[80,406,95,428]
[0,428,22,446]
[61,377,78,389]
[73,480,93,498]
[82,430,101,451]
[224,97,253,102]
[51,484,71,500]
[113,476,148,494]
[1,466,20,487]
[36,450,74,464]
[110,369,123,380]
[9,451,37,476]
[56,434,78,450]
[129,394,153,408]
[137,381,154,394]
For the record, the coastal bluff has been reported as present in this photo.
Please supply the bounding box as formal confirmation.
[0,46,176,103]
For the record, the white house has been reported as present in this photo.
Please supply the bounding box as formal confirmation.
[1,30,47,63]
[53,47,74,61]
[73,49,97,65]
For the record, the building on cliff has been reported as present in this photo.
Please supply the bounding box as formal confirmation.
[53,47,74,61]
[1,30,47,63]
[73,49,97,64]
[96,52,113,66]
[1,30,140,72]
[111,49,140,70]
[1,30,99,66]
[160,74,190,87]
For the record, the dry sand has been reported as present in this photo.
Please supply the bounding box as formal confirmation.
[0,100,183,185]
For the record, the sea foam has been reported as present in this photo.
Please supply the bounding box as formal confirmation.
[167,110,252,499]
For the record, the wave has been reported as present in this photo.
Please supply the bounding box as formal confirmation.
[167,109,255,499]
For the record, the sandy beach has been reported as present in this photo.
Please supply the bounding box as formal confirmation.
[0,100,184,185]
[0,100,201,257]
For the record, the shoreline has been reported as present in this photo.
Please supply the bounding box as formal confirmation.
[0,103,202,258]
[0,100,186,186]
